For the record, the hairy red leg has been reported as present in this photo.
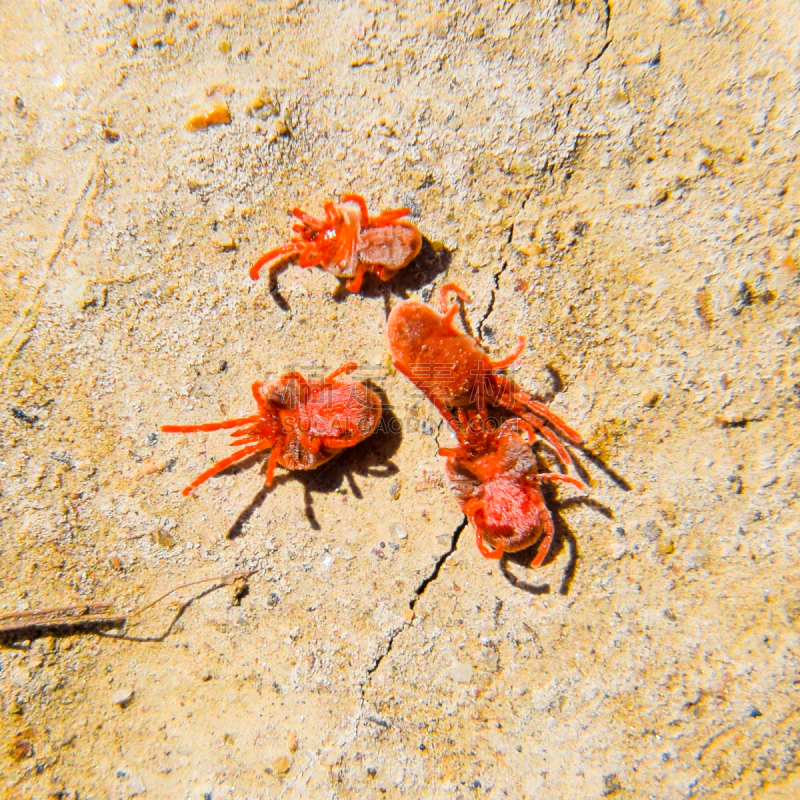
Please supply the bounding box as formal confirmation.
[180,441,274,496]
[502,387,582,443]
[264,445,281,486]
[537,473,588,492]
[161,416,260,434]
[297,238,335,268]
[488,336,526,370]
[475,528,504,559]
[346,262,366,293]
[251,244,300,280]
[438,283,471,314]
[490,379,582,445]
[523,397,582,443]
[320,431,354,449]
[248,381,269,415]
[393,359,460,434]
[325,361,358,382]
[339,213,360,268]
[439,302,461,333]
[279,371,308,386]
[514,409,573,468]
[340,193,369,222]
[500,417,536,443]
[291,208,327,229]
[530,508,555,567]
[474,361,488,416]
[368,208,411,226]
[299,431,321,455]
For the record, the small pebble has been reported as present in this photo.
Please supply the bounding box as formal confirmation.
[272,755,291,774]
[272,117,290,137]
[641,389,660,407]
[450,662,473,683]
[391,523,407,540]
[112,688,135,708]
[288,732,298,752]
[215,228,235,249]
[186,103,231,131]
[157,530,176,548]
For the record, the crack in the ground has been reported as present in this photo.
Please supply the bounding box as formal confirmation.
[359,515,468,716]
[583,37,612,74]
[410,515,467,612]
[432,416,445,450]
[583,1,612,74]
[478,218,517,341]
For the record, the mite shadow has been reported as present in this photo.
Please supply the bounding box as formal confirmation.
[226,386,402,537]
[266,238,450,310]
[102,583,226,643]
[540,365,632,493]
[499,452,618,597]
[266,260,292,312]
[330,237,451,305]
[0,580,237,647]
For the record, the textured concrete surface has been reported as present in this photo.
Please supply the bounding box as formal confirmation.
[1,1,799,798]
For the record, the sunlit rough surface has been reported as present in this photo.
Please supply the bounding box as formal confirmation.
[1,1,799,798]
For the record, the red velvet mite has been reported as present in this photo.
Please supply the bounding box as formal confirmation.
[162,362,381,496]
[251,194,421,293]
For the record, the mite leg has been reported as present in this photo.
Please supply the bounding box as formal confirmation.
[476,528,504,559]
[325,362,358,382]
[180,441,274,496]
[278,372,309,386]
[298,431,321,456]
[251,244,300,280]
[514,409,573,468]
[369,208,412,226]
[487,336,525,370]
[537,473,588,492]
[264,445,282,486]
[438,283,470,314]
[339,193,370,222]
[291,207,327,229]
[491,378,582,448]
[440,301,463,333]
[530,508,555,567]
[162,416,259,434]
[322,202,340,223]
[463,499,504,559]
[500,417,536,442]
[345,262,367,293]
[510,387,583,443]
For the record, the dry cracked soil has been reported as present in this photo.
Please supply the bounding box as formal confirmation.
[1,1,799,799]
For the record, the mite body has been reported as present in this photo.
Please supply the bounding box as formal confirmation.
[251,194,422,293]
[440,411,586,563]
[162,362,381,496]
[387,283,582,468]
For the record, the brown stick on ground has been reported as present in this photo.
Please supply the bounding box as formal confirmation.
[0,570,255,645]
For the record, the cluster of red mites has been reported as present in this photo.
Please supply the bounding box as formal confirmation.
[163,195,586,567]
[387,284,586,565]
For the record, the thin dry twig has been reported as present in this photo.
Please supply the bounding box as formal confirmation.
[127,570,255,618]
[0,570,256,645]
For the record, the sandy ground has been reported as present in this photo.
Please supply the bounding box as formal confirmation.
[1,1,799,798]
